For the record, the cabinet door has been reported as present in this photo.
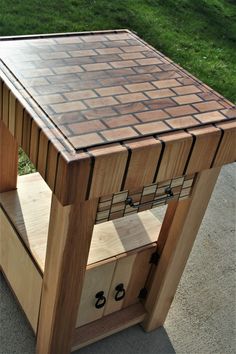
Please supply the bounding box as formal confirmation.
[104,254,136,315]
[123,246,155,307]
[76,260,116,327]
[104,246,155,316]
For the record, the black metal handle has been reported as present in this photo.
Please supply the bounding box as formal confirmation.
[95,291,106,309]
[115,283,126,301]
[125,186,174,209]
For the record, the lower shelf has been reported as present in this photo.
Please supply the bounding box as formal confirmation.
[0,172,163,341]
[72,303,146,351]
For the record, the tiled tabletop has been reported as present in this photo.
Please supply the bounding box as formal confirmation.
[0,30,235,150]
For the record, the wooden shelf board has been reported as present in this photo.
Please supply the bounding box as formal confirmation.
[0,173,162,273]
[72,303,146,351]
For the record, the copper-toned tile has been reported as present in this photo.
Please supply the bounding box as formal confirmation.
[167,116,198,129]
[104,114,139,128]
[39,51,70,60]
[85,96,118,108]
[96,47,123,55]
[136,58,162,66]
[69,49,98,57]
[136,110,169,122]
[82,62,112,71]
[116,92,148,104]
[135,121,169,134]
[134,65,162,74]
[101,126,138,141]
[69,120,106,134]
[83,107,117,120]
[146,88,175,99]
[34,94,65,104]
[51,101,86,113]
[172,85,202,95]
[119,52,145,60]
[166,105,198,117]
[65,90,97,100]
[121,45,146,53]
[193,100,224,112]
[95,86,128,96]
[194,111,226,123]
[153,79,181,89]
[173,94,202,105]
[110,60,137,69]
[116,102,148,114]
[53,65,84,74]
[125,82,155,92]
[69,132,105,148]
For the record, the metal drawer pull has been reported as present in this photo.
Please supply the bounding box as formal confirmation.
[95,291,106,309]
[115,283,126,301]
[125,187,174,209]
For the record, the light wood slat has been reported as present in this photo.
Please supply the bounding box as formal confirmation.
[72,303,146,351]
[2,82,9,126]
[156,131,193,182]
[186,125,221,174]
[14,100,24,145]
[45,142,59,192]
[21,110,32,156]
[142,167,221,331]
[0,208,42,333]
[29,119,40,166]
[88,143,128,199]
[37,130,49,179]
[123,137,162,191]
[36,196,99,354]
[213,120,236,166]
[8,91,16,135]
[0,120,18,193]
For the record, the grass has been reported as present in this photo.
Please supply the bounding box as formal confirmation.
[1,0,235,174]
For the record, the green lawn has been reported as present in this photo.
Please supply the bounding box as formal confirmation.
[1,0,235,174]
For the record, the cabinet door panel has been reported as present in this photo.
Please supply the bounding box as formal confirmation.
[123,246,155,307]
[104,254,136,315]
[76,260,116,327]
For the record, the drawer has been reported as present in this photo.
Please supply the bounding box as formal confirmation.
[96,174,196,224]
[76,246,155,327]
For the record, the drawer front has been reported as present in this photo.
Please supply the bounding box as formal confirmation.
[96,174,195,224]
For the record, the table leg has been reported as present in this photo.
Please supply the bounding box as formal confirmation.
[36,195,98,354]
[142,166,221,331]
[0,120,18,192]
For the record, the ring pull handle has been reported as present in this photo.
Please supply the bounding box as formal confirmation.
[115,283,126,301]
[95,291,106,309]
[126,186,174,209]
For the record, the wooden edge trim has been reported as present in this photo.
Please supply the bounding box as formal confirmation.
[0,29,129,41]
[72,303,146,351]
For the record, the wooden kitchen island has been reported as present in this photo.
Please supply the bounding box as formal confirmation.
[0,30,235,354]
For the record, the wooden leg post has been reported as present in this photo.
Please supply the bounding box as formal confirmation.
[0,120,18,192]
[142,167,221,331]
[36,195,98,354]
